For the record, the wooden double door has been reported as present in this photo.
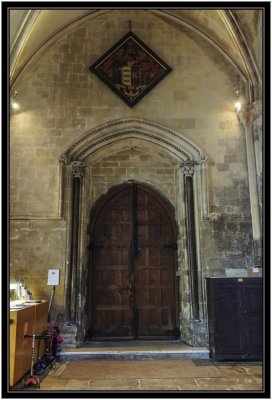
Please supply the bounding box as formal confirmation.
[88,184,179,340]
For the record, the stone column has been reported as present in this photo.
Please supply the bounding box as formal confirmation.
[180,160,199,320]
[238,104,262,265]
[66,161,86,324]
[252,100,262,219]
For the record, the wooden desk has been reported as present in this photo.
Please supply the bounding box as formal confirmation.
[9,301,48,386]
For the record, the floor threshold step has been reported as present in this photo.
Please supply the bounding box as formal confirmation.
[61,349,210,360]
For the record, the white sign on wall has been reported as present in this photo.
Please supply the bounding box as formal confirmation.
[47,269,60,285]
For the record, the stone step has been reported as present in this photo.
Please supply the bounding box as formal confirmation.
[60,341,210,360]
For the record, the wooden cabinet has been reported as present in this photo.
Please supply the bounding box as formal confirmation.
[9,301,48,386]
[206,278,262,361]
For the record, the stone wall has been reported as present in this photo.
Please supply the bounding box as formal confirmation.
[11,10,248,219]
[10,10,254,344]
[10,220,66,317]
[88,149,177,206]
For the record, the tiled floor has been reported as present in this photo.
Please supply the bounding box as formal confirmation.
[35,358,262,392]
[10,342,263,393]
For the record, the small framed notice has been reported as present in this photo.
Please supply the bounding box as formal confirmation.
[47,269,60,285]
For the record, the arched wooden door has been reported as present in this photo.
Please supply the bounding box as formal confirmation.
[87,184,179,340]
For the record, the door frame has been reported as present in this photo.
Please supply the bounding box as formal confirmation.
[86,182,180,340]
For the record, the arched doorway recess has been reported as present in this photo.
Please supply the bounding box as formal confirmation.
[59,118,208,345]
[87,183,179,340]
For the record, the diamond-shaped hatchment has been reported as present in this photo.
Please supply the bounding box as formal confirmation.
[90,31,172,107]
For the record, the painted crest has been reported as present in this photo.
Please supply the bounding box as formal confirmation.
[90,31,172,107]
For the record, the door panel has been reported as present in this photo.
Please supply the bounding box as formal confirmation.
[136,189,176,338]
[242,280,263,357]
[89,184,178,340]
[212,282,245,355]
[91,188,134,338]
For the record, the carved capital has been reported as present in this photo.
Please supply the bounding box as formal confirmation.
[70,161,86,177]
[252,100,262,130]
[180,160,198,176]
[58,153,70,165]
[237,104,255,128]
[198,155,207,164]
[253,100,262,116]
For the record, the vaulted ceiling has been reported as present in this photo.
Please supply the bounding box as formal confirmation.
[9,8,262,92]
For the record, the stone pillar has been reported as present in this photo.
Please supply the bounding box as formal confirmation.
[180,160,199,320]
[66,161,86,324]
[252,100,262,219]
[238,104,262,265]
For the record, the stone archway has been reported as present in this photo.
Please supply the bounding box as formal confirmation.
[59,118,206,164]
[59,118,208,345]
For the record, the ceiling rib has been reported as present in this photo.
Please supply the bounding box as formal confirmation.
[10,10,109,87]
[151,10,248,83]
[219,10,261,87]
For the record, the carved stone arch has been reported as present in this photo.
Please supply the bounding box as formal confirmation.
[59,118,209,346]
[59,118,206,165]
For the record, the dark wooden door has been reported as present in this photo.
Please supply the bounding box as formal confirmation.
[89,184,178,340]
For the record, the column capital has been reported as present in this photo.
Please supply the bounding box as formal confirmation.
[252,100,262,130]
[253,99,262,117]
[58,153,70,165]
[180,160,198,177]
[70,161,86,177]
[237,104,255,128]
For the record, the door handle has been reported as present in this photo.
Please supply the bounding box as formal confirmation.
[119,287,130,294]
[118,284,136,295]
[129,283,136,294]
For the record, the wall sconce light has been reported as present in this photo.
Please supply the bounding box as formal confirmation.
[10,90,20,111]
[234,90,241,112]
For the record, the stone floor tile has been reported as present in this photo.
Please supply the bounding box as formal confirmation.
[139,378,197,390]
[214,364,255,376]
[88,385,140,391]
[39,379,69,390]
[244,368,263,379]
[88,378,140,390]
[195,377,260,390]
[38,376,61,383]
[237,364,263,374]
[249,377,262,384]
[64,379,96,390]
[138,386,181,391]
[230,383,263,391]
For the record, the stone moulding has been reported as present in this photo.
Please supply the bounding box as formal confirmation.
[57,118,228,224]
[59,118,207,164]
[45,117,248,226]
[58,117,251,230]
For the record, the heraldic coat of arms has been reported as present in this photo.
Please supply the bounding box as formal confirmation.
[90,31,172,107]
